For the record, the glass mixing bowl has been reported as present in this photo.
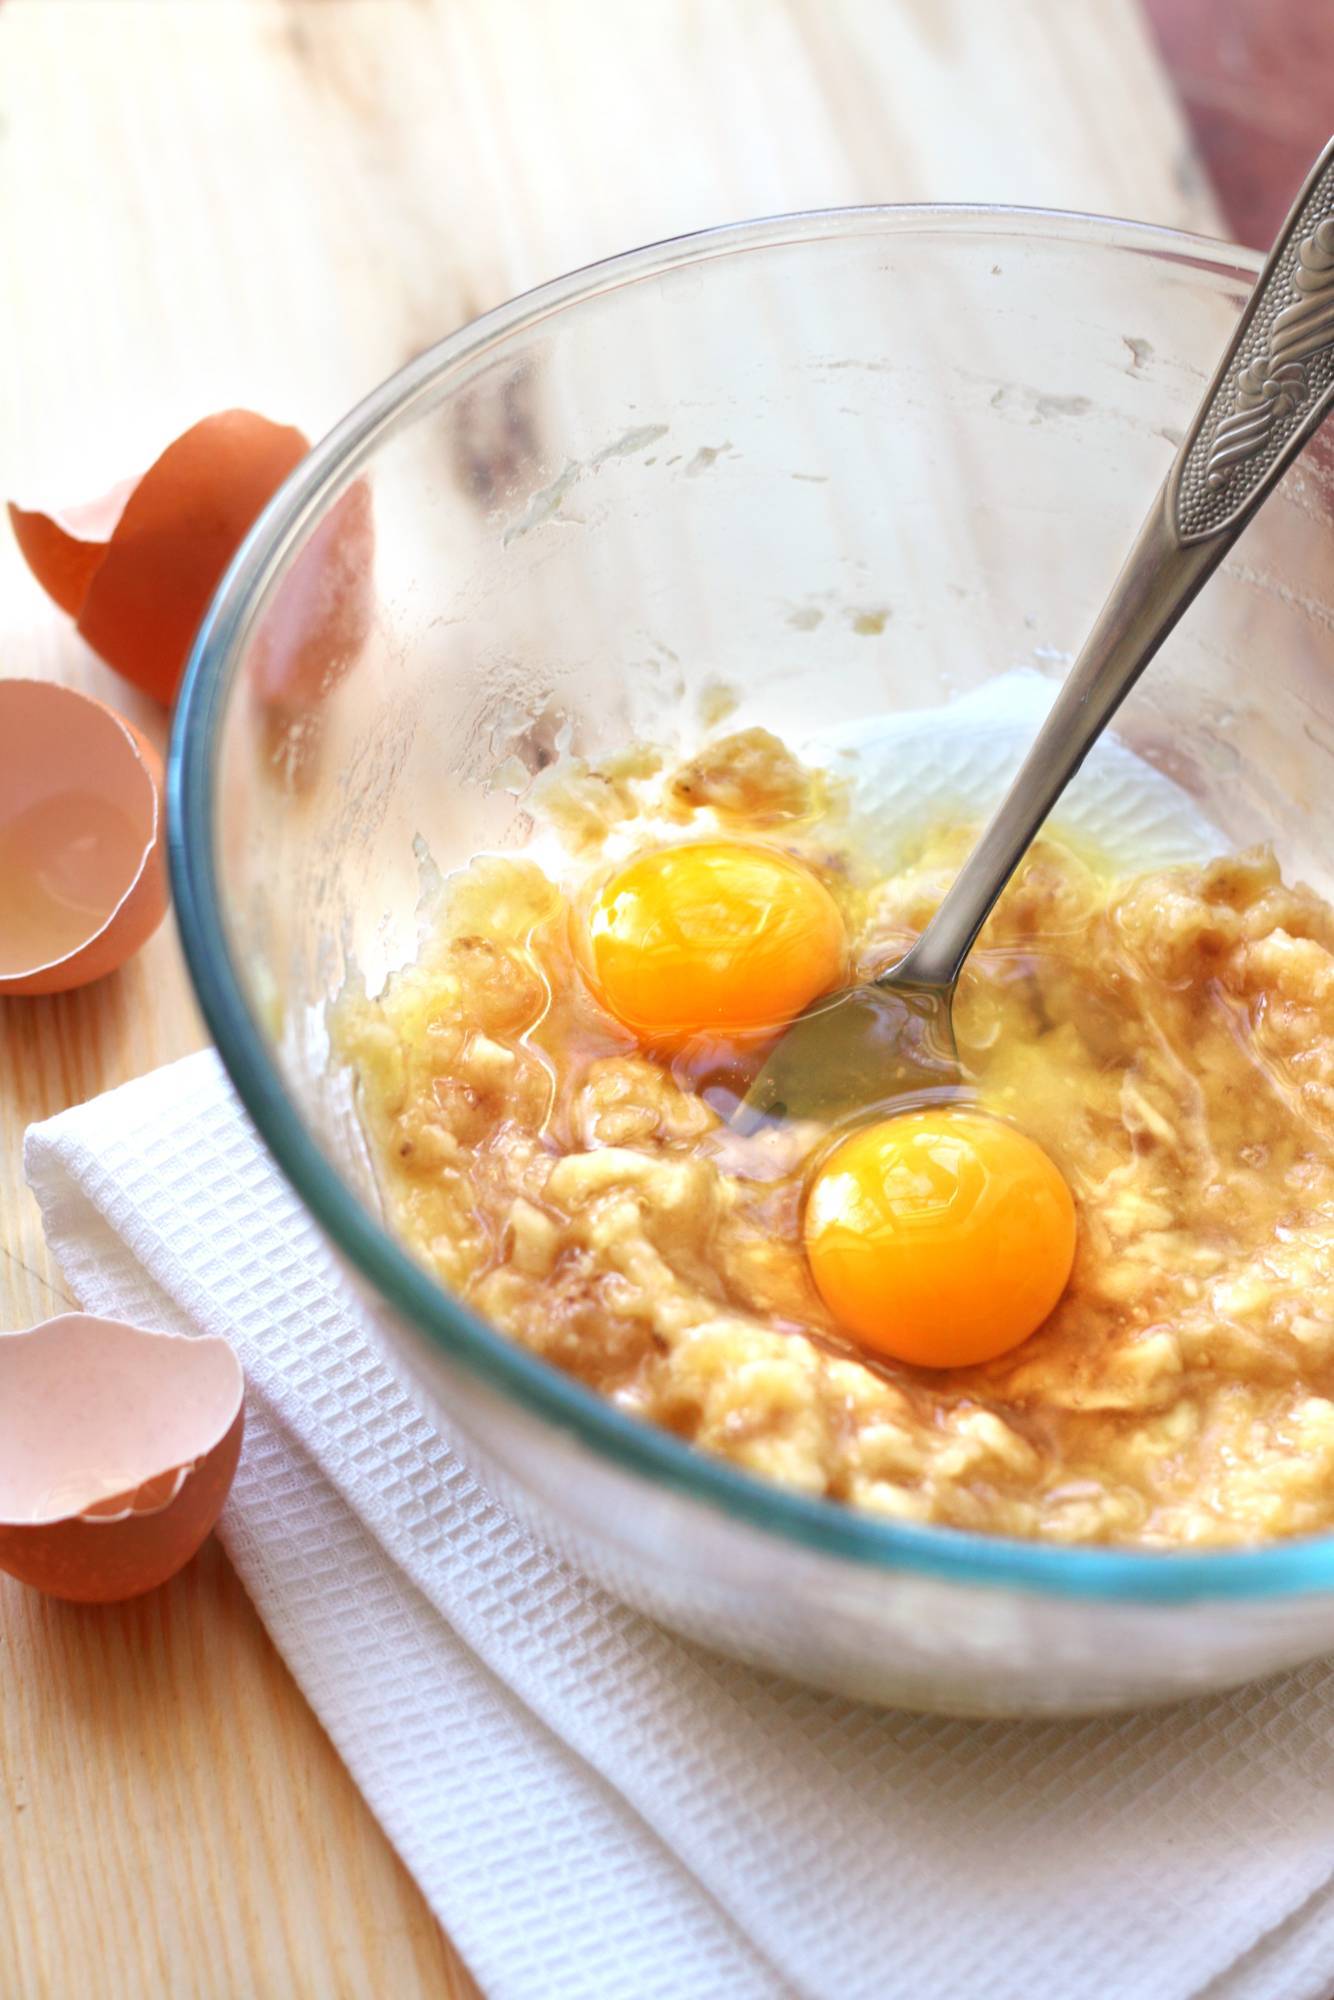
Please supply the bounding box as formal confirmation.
[172,207,1334,1716]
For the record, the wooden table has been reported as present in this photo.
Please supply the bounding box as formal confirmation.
[0,4,1220,1993]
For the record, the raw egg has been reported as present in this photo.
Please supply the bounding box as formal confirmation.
[9,410,311,706]
[0,678,168,996]
[584,840,846,1046]
[804,1108,1076,1368]
[0,1315,244,1603]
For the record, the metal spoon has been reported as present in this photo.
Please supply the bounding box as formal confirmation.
[739,134,1334,1131]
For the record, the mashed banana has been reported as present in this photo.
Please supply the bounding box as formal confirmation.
[335,731,1334,1547]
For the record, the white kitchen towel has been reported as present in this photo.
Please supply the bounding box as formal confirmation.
[24,1049,1334,2000]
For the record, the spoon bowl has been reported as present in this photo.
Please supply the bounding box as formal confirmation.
[737,979,961,1130]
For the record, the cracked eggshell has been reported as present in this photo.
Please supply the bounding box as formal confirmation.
[0,678,168,996]
[0,1315,244,1603]
[9,410,310,705]
[6,478,139,618]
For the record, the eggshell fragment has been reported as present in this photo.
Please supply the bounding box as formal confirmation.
[8,411,309,706]
[0,1315,244,1604]
[0,679,168,996]
[8,479,138,618]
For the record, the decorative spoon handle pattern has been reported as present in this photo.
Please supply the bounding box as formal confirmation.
[1172,136,1334,543]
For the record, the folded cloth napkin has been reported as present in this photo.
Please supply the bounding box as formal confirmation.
[25,1050,1334,2000]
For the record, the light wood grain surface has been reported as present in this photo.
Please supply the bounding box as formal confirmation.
[0,3,1218,1994]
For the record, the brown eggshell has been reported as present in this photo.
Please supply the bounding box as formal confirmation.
[0,679,169,997]
[9,411,310,706]
[0,1315,244,1604]
[7,478,139,618]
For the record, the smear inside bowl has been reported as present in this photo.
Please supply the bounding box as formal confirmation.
[0,678,166,993]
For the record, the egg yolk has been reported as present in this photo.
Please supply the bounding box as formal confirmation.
[584,840,845,1047]
[804,1108,1076,1368]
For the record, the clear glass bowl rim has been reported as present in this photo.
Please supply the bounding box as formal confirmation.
[171,200,1334,1605]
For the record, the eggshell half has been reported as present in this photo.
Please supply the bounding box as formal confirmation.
[0,679,168,996]
[8,410,310,706]
[0,1315,244,1604]
[8,478,139,618]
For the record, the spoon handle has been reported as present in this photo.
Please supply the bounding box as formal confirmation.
[891,133,1334,994]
